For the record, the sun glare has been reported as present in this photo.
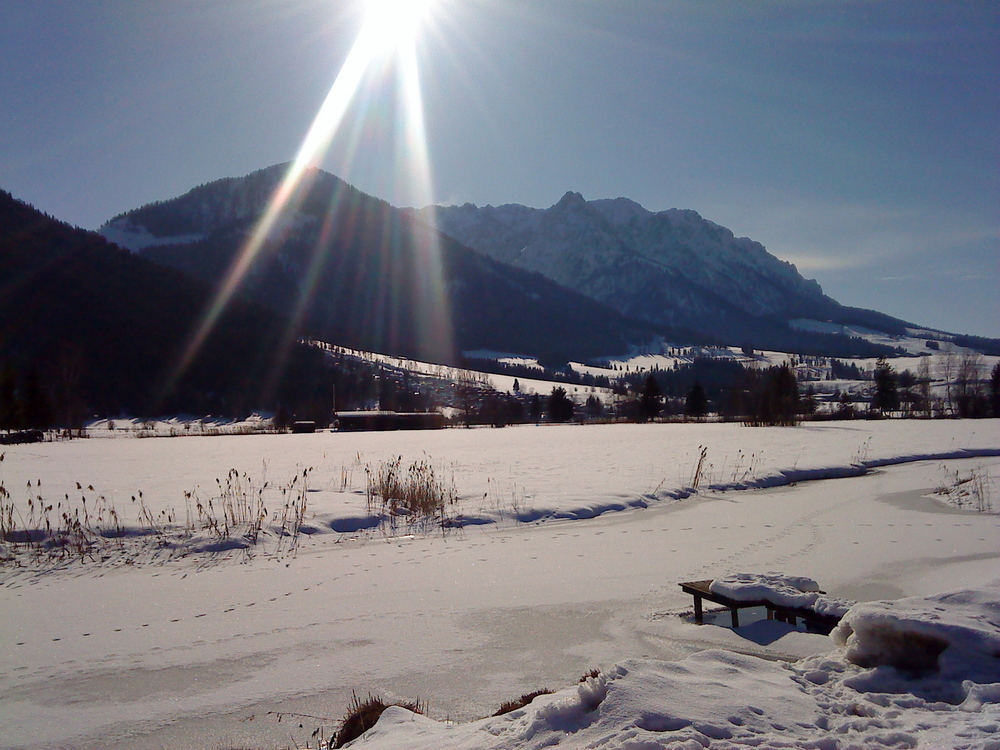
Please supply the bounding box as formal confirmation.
[365,0,434,47]
[162,0,450,403]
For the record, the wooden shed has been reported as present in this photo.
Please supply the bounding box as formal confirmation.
[334,411,445,432]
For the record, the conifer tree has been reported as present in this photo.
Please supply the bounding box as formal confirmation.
[872,357,899,414]
[547,387,574,423]
[639,374,662,422]
[0,363,18,431]
[685,382,708,420]
[991,362,1000,418]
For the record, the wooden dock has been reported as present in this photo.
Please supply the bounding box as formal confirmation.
[678,580,843,634]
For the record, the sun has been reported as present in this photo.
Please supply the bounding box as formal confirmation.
[364,0,435,49]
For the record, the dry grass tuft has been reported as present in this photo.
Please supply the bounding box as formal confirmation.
[365,456,457,530]
[492,689,554,717]
[0,455,312,568]
[331,691,424,748]
[934,465,993,512]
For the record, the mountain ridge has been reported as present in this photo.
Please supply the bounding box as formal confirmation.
[99,164,988,361]
[423,192,846,345]
[100,166,665,367]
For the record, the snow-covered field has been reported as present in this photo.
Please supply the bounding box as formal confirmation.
[1,420,998,748]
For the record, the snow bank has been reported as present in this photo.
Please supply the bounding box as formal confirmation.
[711,572,854,617]
[832,584,1000,702]
[3,421,996,568]
[342,586,1000,749]
[347,652,819,749]
[707,446,1000,493]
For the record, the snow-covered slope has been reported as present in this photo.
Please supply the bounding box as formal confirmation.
[99,163,313,250]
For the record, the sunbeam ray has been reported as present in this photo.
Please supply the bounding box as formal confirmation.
[396,33,454,363]
[161,0,454,404]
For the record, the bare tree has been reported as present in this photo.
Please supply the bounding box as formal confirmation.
[956,351,985,417]
[917,356,932,418]
[938,348,957,416]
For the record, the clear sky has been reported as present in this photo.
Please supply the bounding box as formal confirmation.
[2,0,997,337]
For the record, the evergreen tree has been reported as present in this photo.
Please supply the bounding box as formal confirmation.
[0,363,18,431]
[872,357,900,414]
[274,403,291,431]
[547,387,574,423]
[769,363,800,425]
[991,362,1000,418]
[801,384,818,416]
[529,393,542,423]
[684,382,708,419]
[503,394,525,425]
[21,366,52,430]
[836,390,855,419]
[639,374,662,422]
[584,394,604,420]
[744,364,799,426]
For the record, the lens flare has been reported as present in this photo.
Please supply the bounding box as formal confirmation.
[164,0,453,402]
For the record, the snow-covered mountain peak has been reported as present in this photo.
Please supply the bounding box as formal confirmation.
[590,197,652,226]
[432,191,839,339]
[99,164,354,252]
[555,190,588,208]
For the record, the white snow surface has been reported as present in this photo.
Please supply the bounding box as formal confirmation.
[322,343,608,400]
[99,219,205,252]
[2,420,999,749]
[341,623,1000,749]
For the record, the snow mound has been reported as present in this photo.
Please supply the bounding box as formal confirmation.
[345,652,819,749]
[711,571,854,617]
[346,586,1000,749]
[832,584,1000,699]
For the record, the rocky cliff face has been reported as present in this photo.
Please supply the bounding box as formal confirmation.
[425,193,837,337]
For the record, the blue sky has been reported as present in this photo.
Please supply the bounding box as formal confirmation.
[2,0,997,337]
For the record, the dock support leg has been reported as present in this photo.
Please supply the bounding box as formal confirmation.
[731,608,740,628]
[693,595,703,624]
